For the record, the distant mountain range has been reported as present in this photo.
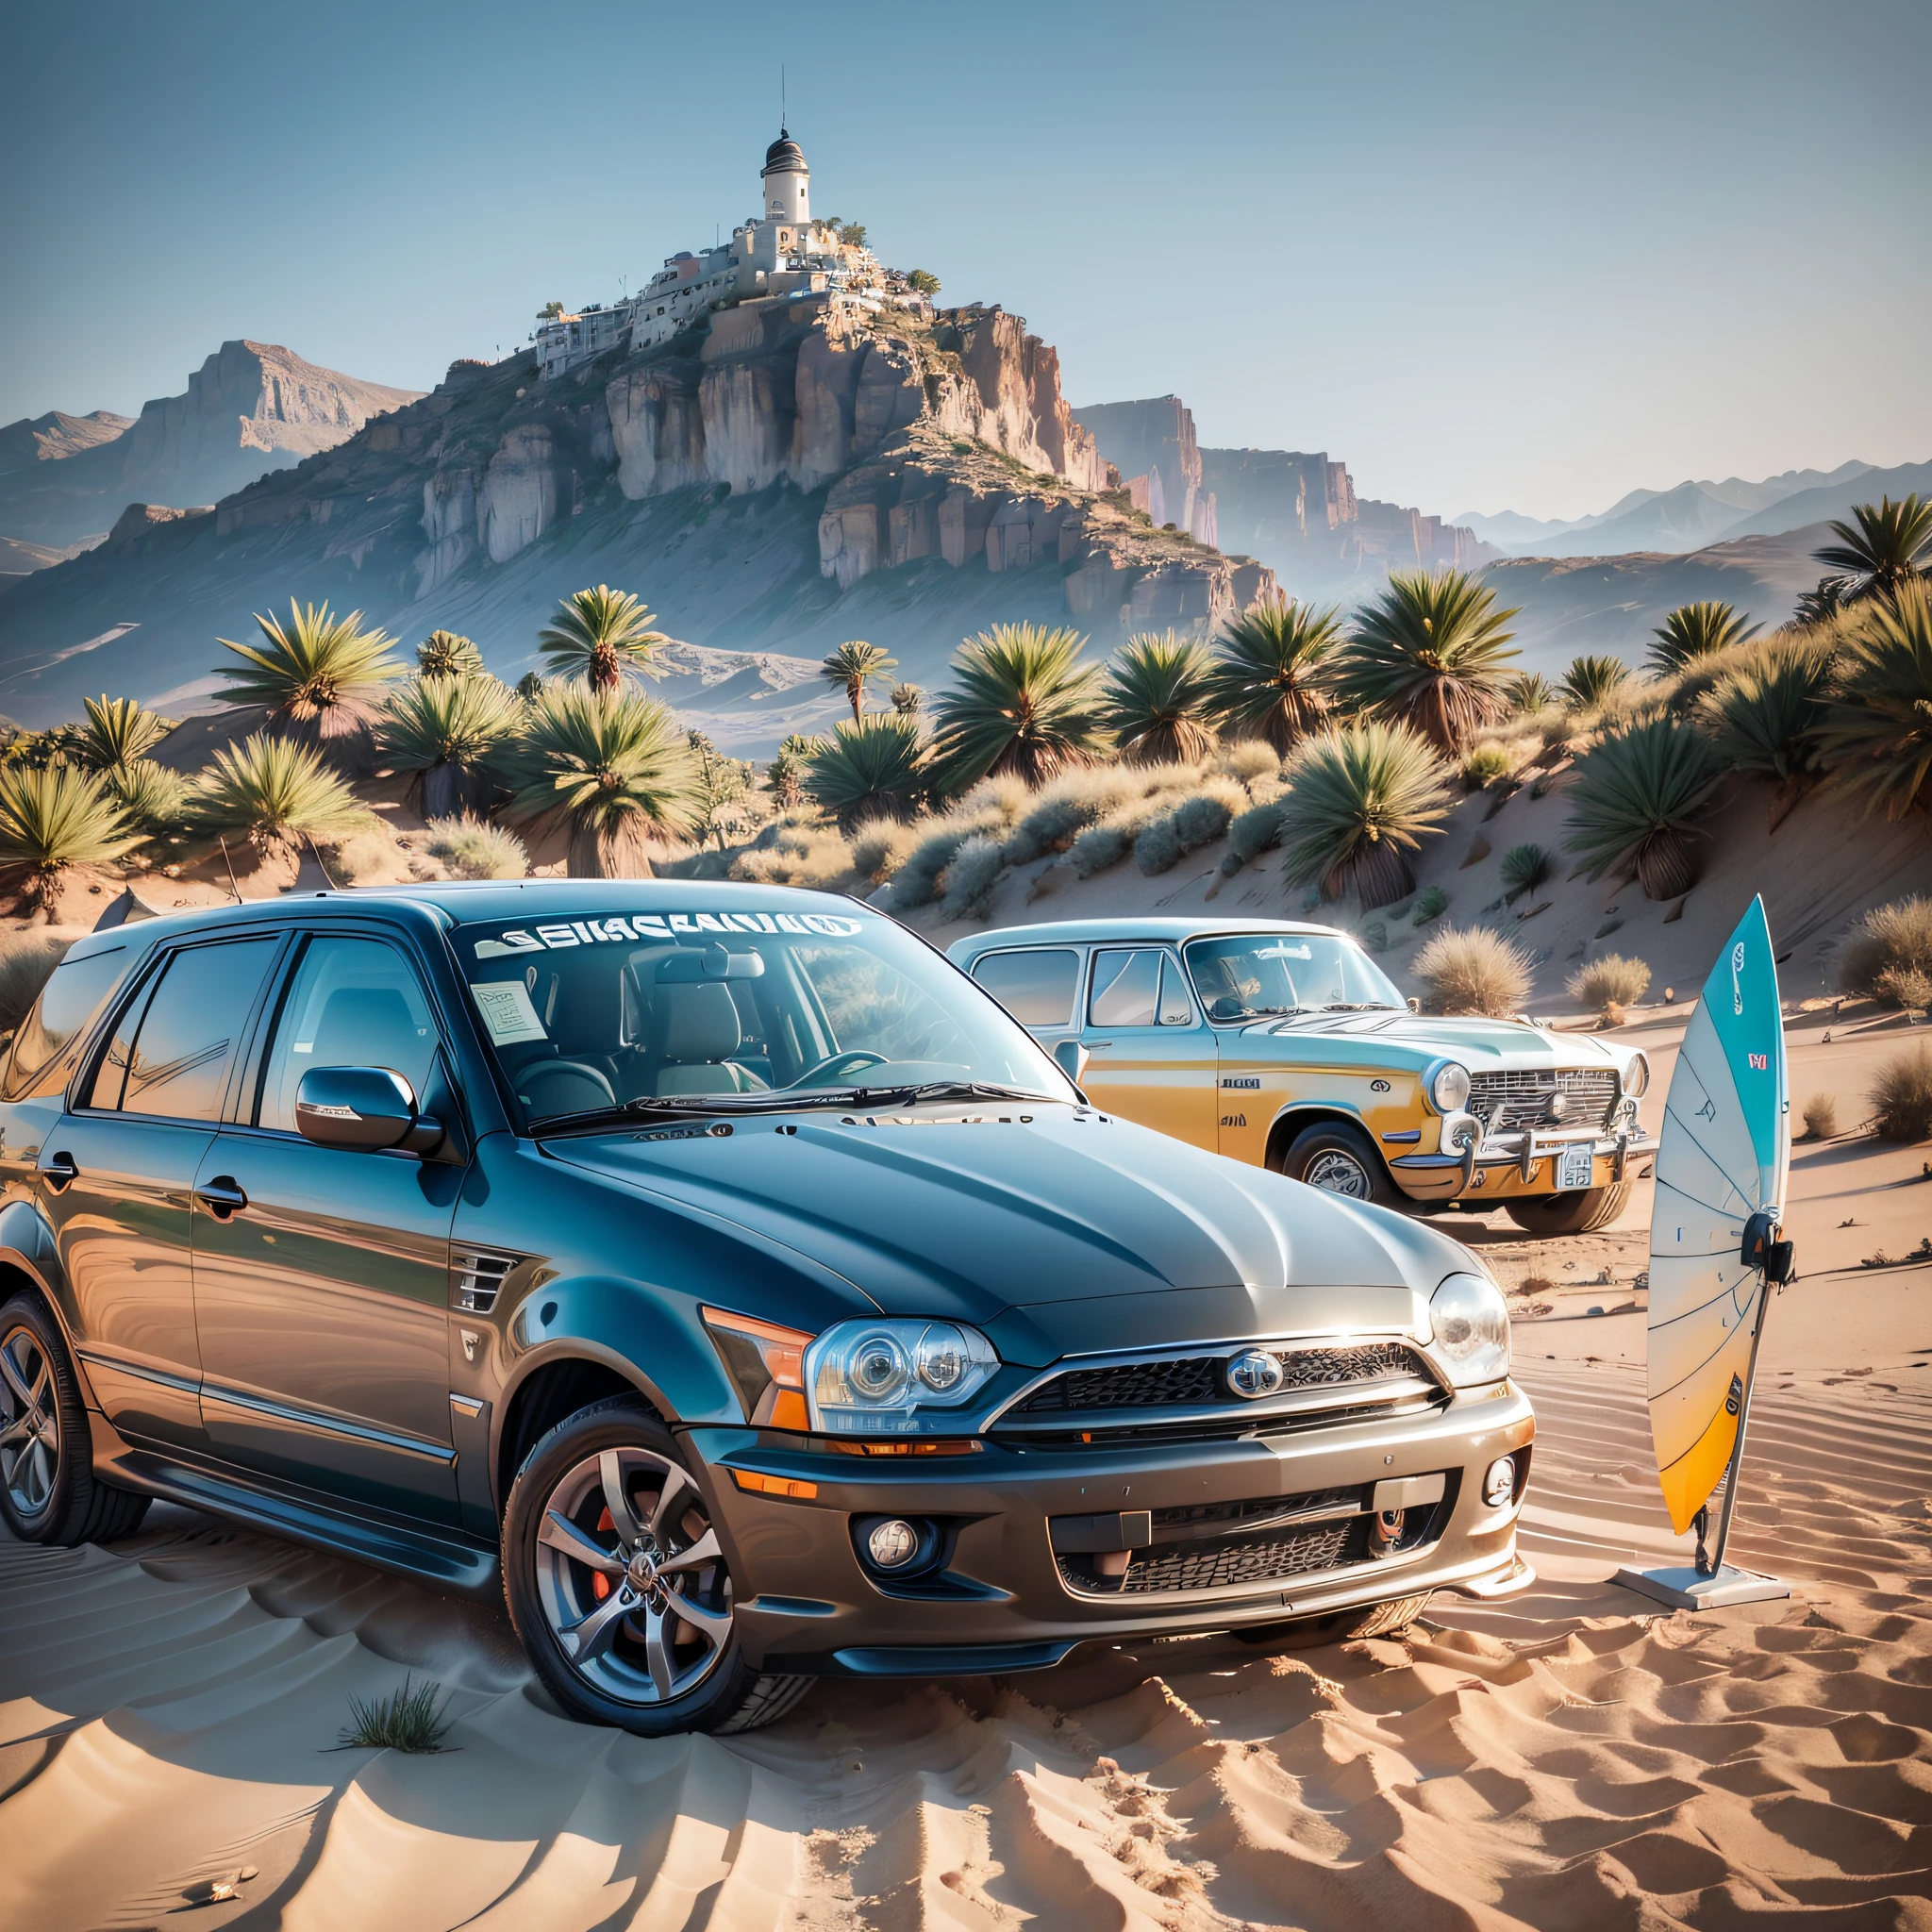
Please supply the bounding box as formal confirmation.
[1457,458,1931,558]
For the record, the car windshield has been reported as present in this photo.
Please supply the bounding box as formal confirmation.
[1185,932,1405,1022]
[452,904,1073,1125]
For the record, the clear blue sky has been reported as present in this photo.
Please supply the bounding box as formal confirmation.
[5,0,1926,520]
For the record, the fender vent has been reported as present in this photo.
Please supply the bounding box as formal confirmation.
[450,1248,520,1313]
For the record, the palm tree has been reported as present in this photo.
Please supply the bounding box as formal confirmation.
[537,585,670,692]
[75,694,169,772]
[1333,570,1519,756]
[376,674,523,819]
[189,734,375,859]
[820,641,897,723]
[417,630,487,679]
[515,670,544,705]
[0,765,144,910]
[1559,654,1632,710]
[1815,583,1932,821]
[1502,671,1556,713]
[1791,577,1848,628]
[215,601,407,740]
[1702,639,1835,786]
[1204,595,1342,754]
[804,714,929,827]
[1647,601,1758,675]
[1102,633,1218,765]
[502,684,698,876]
[1564,717,1724,899]
[1812,494,1932,606]
[105,760,191,838]
[1274,722,1454,908]
[930,623,1107,791]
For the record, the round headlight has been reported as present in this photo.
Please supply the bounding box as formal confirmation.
[1428,1061,1472,1113]
[847,1332,911,1402]
[1429,1271,1511,1387]
[1623,1051,1649,1098]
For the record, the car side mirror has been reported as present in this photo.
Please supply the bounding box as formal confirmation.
[296,1066,444,1156]
[1053,1038,1091,1086]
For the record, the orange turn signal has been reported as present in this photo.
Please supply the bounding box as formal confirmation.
[702,1307,813,1429]
[730,1468,819,1500]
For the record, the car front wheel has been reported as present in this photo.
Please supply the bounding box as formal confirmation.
[1505,1181,1633,1234]
[502,1395,813,1737]
[1278,1123,1404,1209]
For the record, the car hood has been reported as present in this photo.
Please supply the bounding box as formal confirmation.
[544,1108,1461,1358]
[1245,1010,1624,1068]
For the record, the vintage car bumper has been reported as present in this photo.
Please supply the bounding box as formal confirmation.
[681,1380,1534,1675]
[1388,1124,1656,1202]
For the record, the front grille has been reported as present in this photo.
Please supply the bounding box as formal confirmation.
[1058,1518,1357,1595]
[1012,1341,1426,1416]
[1467,1067,1619,1129]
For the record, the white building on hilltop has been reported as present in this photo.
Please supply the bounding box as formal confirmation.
[534,129,917,381]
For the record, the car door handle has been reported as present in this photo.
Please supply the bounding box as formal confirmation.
[38,1150,77,1191]
[196,1177,249,1220]
[1086,1040,1113,1050]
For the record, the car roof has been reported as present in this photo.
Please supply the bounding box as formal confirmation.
[64,877,875,959]
[949,917,1350,960]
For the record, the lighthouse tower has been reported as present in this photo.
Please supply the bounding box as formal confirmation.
[761,128,809,225]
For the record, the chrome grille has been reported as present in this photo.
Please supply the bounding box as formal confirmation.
[1467,1067,1619,1129]
[1013,1341,1424,1415]
[449,1248,519,1313]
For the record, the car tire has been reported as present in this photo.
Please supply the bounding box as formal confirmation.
[1231,1591,1433,1651]
[502,1394,813,1737]
[1504,1181,1634,1235]
[0,1291,150,1547]
[1278,1123,1405,1209]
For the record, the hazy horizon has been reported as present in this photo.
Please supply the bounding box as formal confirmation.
[4,0,1926,522]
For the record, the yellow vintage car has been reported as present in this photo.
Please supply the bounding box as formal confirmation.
[947,917,1654,1234]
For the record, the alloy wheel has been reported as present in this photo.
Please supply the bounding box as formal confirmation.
[1304,1149,1373,1197]
[532,1446,734,1707]
[0,1324,59,1519]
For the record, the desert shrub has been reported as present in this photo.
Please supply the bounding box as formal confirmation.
[337,1675,453,1754]
[956,772,1034,827]
[1837,896,1932,997]
[1102,632,1218,764]
[1876,965,1932,1013]
[1560,654,1632,711]
[105,760,191,838]
[1816,582,1932,821]
[1070,823,1130,877]
[1499,842,1552,902]
[802,713,927,828]
[1412,924,1532,1018]
[1567,952,1653,1019]
[1869,1042,1932,1141]
[1649,601,1758,676]
[1701,636,1836,781]
[1411,886,1448,925]
[1563,716,1724,899]
[425,814,528,879]
[876,805,1008,909]
[1333,570,1519,755]
[1227,799,1288,863]
[1461,744,1513,791]
[940,834,1006,918]
[1800,1093,1838,1140]
[1171,787,1238,849]
[1134,818,1183,874]
[0,930,74,1034]
[1217,740,1282,787]
[0,764,144,906]
[847,818,922,886]
[319,824,408,885]
[1275,722,1455,908]
[1002,769,1136,862]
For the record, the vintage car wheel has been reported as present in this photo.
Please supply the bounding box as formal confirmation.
[0,1292,149,1546]
[1504,1181,1633,1235]
[1278,1123,1404,1208]
[503,1395,813,1737]
[1232,1591,1433,1650]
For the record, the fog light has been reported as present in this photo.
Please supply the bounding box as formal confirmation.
[866,1518,922,1569]
[1482,1455,1518,1507]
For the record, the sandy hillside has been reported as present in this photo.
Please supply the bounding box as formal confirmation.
[3,1349,1928,1930]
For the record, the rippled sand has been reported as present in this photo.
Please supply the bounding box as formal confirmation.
[3,1359,1930,1929]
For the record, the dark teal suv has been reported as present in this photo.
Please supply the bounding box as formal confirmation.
[0,882,1532,1734]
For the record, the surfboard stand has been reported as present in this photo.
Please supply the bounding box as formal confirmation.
[1616,1257,1791,1611]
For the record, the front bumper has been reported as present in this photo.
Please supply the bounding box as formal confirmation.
[683,1381,1534,1675]
[1390,1125,1655,1202]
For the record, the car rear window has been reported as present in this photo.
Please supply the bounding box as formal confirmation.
[973,948,1080,1028]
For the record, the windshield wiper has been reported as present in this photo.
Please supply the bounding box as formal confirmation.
[530,1080,1062,1135]
[851,1080,1063,1108]
[1320,1002,1404,1012]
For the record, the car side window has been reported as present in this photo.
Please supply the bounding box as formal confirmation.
[3,946,130,1101]
[90,938,281,1121]
[1090,949,1193,1029]
[973,948,1080,1030]
[256,935,441,1132]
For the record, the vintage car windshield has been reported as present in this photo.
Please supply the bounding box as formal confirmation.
[1185,932,1405,1022]
[452,906,1072,1124]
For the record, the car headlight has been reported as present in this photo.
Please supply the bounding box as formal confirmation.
[1429,1271,1511,1387]
[1622,1051,1649,1098]
[1426,1060,1472,1113]
[806,1319,999,1435]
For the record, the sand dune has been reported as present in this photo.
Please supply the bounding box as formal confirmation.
[4,1354,1930,1929]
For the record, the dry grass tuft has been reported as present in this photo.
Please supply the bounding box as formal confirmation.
[1870,1043,1932,1142]
[424,816,528,880]
[1800,1093,1839,1141]
[729,817,855,890]
[1412,924,1532,1018]
[1567,953,1653,1023]
[1838,897,1932,998]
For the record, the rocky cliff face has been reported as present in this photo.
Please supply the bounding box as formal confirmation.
[1073,396,1218,546]
[0,342,420,551]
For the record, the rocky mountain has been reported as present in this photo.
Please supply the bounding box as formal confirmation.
[1715,457,1932,541]
[1071,397,1218,544]
[0,300,1276,740]
[0,341,421,552]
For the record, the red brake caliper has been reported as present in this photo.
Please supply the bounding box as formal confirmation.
[591,1506,613,1600]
